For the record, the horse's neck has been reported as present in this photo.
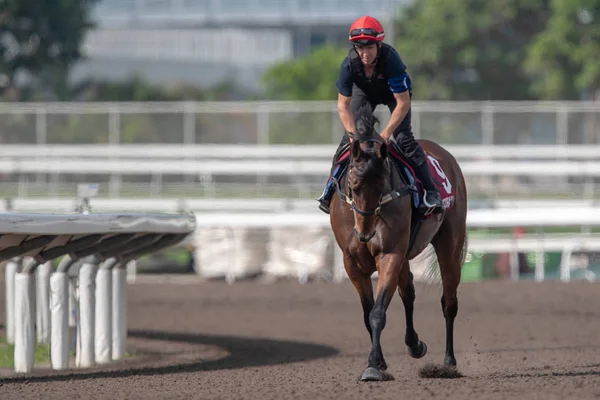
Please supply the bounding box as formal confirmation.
[345,159,402,197]
[386,159,404,192]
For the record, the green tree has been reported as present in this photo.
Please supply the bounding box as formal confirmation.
[394,0,551,100]
[526,0,600,100]
[0,0,99,99]
[261,45,348,100]
[259,45,349,143]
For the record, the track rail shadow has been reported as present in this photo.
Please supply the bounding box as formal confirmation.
[0,329,339,384]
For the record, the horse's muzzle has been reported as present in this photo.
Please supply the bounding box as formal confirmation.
[354,228,376,243]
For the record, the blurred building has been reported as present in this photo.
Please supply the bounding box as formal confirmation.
[72,0,412,92]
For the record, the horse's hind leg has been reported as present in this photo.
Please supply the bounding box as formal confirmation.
[431,216,466,367]
[397,261,427,359]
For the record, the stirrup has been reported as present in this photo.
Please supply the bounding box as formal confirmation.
[316,181,334,214]
[421,189,441,216]
[318,202,330,214]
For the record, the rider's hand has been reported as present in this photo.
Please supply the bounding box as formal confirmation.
[380,128,392,142]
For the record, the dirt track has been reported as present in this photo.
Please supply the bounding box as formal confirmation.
[1,277,600,399]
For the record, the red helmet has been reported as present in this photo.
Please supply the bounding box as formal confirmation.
[348,16,385,44]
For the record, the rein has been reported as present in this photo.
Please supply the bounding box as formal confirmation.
[332,171,411,217]
[332,152,414,217]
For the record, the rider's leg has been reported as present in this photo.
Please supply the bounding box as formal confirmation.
[395,131,442,208]
[387,100,442,209]
[316,135,350,214]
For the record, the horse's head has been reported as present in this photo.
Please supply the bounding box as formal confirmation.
[347,103,389,243]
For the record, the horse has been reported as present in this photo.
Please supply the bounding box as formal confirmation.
[328,103,468,382]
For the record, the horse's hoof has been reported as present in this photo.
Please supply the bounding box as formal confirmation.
[360,367,384,382]
[444,355,457,367]
[407,340,428,359]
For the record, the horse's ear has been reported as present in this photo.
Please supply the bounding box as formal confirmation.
[380,142,388,159]
[351,139,362,159]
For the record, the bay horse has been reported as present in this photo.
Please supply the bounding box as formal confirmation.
[329,103,468,381]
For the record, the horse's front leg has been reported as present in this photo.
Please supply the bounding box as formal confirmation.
[344,252,376,343]
[360,253,402,382]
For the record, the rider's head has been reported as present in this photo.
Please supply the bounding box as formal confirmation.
[348,16,385,65]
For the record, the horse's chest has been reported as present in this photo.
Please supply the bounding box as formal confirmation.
[349,245,379,274]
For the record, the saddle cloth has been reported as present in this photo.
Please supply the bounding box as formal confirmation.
[336,145,456,212]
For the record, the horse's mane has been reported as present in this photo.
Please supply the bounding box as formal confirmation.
[351,103,386,181]
[353,103,380,143]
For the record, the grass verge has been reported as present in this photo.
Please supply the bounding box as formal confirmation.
[0,337,50,369]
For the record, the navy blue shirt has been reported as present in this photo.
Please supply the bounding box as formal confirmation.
[336,46,412,97]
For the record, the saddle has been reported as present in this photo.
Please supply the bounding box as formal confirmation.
[333,141,455,217]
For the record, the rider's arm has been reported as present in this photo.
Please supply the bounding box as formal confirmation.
[335,58,355,139]
[382,91,410,141]
[337,94,355,138]
[380,52,412,141]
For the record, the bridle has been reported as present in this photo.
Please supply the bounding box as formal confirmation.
[332,136,413,241]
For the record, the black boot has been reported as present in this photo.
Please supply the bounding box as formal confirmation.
[393,131,442,211]
[415,158,442,210]
[316,161,347,214]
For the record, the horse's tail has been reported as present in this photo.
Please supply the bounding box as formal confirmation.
[458,233,469,269]
[420,246,441,285]
[420,232,469,285]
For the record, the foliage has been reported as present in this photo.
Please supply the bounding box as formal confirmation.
[0,0,99,99]
[261,45,348,100]
[73,75,238,102]
[258,1,566,101]
[526,0,600,100]
[393,0,552,100]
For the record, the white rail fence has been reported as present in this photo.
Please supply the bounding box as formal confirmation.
[189,209,600,284]
[7,197,588,215]
[2,195,596,287]
[2,212,196,374]
[1,100,599,146]
[3,143,600,198]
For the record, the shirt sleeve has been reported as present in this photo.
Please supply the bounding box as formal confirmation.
[385,51,411,93]
[335,57,353,97]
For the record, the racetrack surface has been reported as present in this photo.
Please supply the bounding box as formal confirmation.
[1,277,600,399]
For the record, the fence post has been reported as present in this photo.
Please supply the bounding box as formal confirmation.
[13,272,35,373]
[331,110,340,143]
[5,258,20,344]
[35,107,47,145]
[183,102,196,184]
[109,109,121,197]
[257,104,270,145]
[112,266,127,360]
[413,109,421,139]
[95,258,117,364]
[183,102,195,145]
[556,104,568,145]
[481,102,494,145]
[50,270,70,369]
[76,256,97,368]
[36,261,52,344]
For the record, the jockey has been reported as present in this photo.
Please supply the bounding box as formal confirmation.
[316,15,442,214]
